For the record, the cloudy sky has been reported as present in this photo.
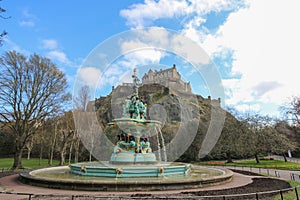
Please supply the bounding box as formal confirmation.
[1,0,300,117]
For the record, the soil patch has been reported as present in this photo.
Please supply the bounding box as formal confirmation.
[180,178,291,200]
[231,169,263,176]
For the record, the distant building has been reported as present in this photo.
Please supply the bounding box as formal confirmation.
[142,64,191,93]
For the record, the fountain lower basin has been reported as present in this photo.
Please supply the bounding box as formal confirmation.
[19,162,233,191]
[70,162,190,177]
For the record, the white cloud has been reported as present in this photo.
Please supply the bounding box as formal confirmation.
[22,9,36,19]
[201,0,300,111]
[119,27,210,67]
[77,67,102,88]
[120,0,190,28]
[124,49,163,66]
[120,0,242,29]
[46,50,71,65]
[235,103,261,113]
[19,21,35,27]
[41,39,58,50]
[19,8,37,28]
[171,34,211,65]
[120,0,300,115]
[1,38,31,56]
[119,28,168,67]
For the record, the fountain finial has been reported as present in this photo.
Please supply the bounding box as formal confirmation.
[122,68,147,120]
[132,68,140,96]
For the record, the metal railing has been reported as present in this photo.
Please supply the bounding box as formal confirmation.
[0,188,299,200]
[1,167,300,199]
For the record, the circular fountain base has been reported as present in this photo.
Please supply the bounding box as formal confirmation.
[19,162,233,191]
[70,162,189,177]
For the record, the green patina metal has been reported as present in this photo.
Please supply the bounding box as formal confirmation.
[108,68,161,164]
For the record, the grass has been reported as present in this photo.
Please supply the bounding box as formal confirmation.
[0,158,60,169]
[273,180,300,200]
[225,159,300,171]
[199,159,300,171]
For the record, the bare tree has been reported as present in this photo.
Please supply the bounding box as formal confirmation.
[0,0,10,46]
[57,111,75,166]
[86,113,98,162]
[0,51,70,169]
[72,85,92,162]
[281,96,300,127]
[74,85,91,112]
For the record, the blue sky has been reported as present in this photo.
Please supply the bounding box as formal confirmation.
[1,0,300,117]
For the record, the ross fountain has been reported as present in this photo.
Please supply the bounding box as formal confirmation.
[19,68,233,191]
[69,68,190,178]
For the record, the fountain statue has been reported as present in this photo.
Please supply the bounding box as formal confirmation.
[109,68,160,164]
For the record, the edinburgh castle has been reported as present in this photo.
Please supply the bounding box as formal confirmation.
[141,64,191,93]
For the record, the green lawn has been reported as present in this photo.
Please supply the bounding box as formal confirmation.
[274,180,300,200]
[0,158,60,169]
[199,159,300,170]
[225,159,300,171]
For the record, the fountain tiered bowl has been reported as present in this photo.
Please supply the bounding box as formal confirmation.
[69,117,191,178]
[108,118,161,164]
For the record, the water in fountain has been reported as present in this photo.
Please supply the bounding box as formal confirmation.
[157,127,167,162]
[155,127,162,162]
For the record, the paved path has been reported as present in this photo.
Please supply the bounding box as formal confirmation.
[1,161,300,199]
[223,165,300,182]
[226,154,300,183]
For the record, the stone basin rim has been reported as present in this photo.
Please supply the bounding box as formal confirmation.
[20,165,233,185]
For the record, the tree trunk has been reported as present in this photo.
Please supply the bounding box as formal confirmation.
[39,142,43,165]
[89,152,92,162]
[283,153,287,162]
[68,131,77,164]
[89,141,94,162]
[226,152,233,163]
[68,141,73,165]
[59,150,65,166]
[255,154,260,163]
[27,150,31,160]
[59,142,68,166]
[74,139,80,163]
[49,124,57,165]
[26,136,34,160]
[13,146,24,169]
